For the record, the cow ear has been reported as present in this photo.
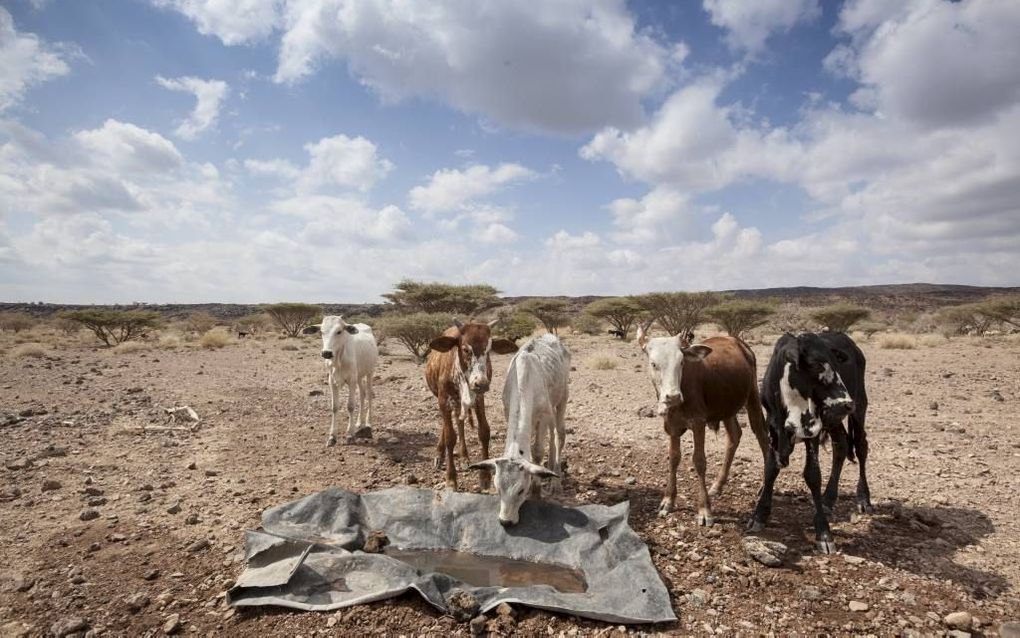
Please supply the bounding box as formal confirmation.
[682,344,712,361]
[487,318,499,328]
[636,321,652,352]
[468,459,497,472]
[429,336,459,352]
[301,325,321,335]
[344,325,358,334]
[452,318,464,330]
[525,461,558,478]
[491,338,518,355]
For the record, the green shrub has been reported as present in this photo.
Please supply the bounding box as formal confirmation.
[571,313,603,335]
[706,300,775,338]
[59,309,162,346]
[809,303,871,333]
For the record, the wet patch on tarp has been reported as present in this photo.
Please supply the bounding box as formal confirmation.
[227,487,676,624]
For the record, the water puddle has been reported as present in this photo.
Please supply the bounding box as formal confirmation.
[384,548,588,593]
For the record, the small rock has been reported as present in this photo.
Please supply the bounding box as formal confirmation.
[878,577,899,591]
[204,469,219,477]
[404,474,419,485]
[743,537,787,567]
[385,436,400,445]
[309,389,324,397]
[49,616,88,637]
[186,538,210,553]
[125,592,149,613]
[944,611,973,630]
[86,497,107,507]
[166,502,181,515]
[849,600,869,612]
[83,487,103,496]
[186,461,197,470]
[624,476,637,485]
[4,458,31,471]
[637,405,656,418]
[799,585,822,601]
[469,614,487,636]
[41,479,62,492]
[0,621,33,638]
[143,569,160,581]
[326,615,338,628]
[929,401,939,411]
[184,513,200,525]
[447,589,480,622]
[362,530,389,554]
[163,613,181,635]
[79,509,100,521]
[495,602,516,620]
[13,575,36,592]
[843,555,865,565]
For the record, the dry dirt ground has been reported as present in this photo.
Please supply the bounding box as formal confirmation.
[2,329,1020,637]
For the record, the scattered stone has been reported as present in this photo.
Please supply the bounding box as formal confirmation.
[686,588,710,606]
[184,513,200,525]
[447,589,480,622]
[186,461,197,470]
[166,502,181,515]
[743,537,787,567]
[125,592,149,613]
[41,479,62,492]
[469,614,488,636]
[163,613,181,635]
[204,469,220,477]
[624,476,637,485]
[49,616,88,637]
[495,602,516,620]
[385,436,400,445]
[944,611,973,630]
[878,577,899,591]
[929,401,939,411]
[0,485,22,502]
[79,509,100,521]
[637,405,656,418]
[143,569,160,581]
[849,600,869,612]
[309,389,324,397]
[843,555,866,565]
[362,530,389,554]
[4,458,31,471]
[13,575,36,592]
[86,497,107,507]
[83,487,103,496]
[0,621,33,638]
[186,538,210,553]
[404,474,419,485]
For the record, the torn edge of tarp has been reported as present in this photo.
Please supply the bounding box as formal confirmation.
[227,486,677,624]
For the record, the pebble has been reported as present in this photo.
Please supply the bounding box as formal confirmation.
[143,569,160,581]
[469,614,488,636]
[41,479,62,492]
[205,469,220,477]
[163,613,181,635]
[447,589,480,622]
[944,611,972,630]
[187,538,210,553]
[799,586,822,601]
[185,513,200,525]
[167,502,181,514]
[79,509,100,521]
[843,555,865,565]
[49,616,88,637]
[125,592,149,613]
[743,537,787,567]
[848,601,869,612]
[404,474,419,485]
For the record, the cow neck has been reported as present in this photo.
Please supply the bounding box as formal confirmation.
[502,353,537,461]
[451,345,475,408]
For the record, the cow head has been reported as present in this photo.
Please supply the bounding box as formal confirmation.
[469,457,557,526]
[428,319,518,392]
[637,322,712,417]
[771,333,854,466]
[302,315,358,360]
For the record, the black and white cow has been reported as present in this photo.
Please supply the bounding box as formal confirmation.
[747,331,871,553]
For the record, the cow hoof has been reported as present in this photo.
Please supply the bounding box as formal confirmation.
[822,503,834,517]
[446,480,458,491]
[696,511,714,527]
[326,436,337,447]
[343,436,355,445]
[746,519,765,534]
[708,484,724,498]
[856,500,874,514]
[433,457,443,471]
[547,478,563,496]
[816,539,837,554]
[657,499,675,517]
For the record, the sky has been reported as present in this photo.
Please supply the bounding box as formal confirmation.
[1,0,1019,303]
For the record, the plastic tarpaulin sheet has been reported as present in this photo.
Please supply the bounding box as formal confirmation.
[226,486,676,624]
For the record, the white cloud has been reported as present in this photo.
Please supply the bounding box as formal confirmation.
[245,132,392,193]
[272,195,413,244]
[703,0,820,54]
[606,187,695,245]
[0,7,70,112]
[243,157,300,180]
[156,75,230,139]
[160,0,671,134]
[409,163,535,214]
[154,0,283,45]
[74,119,183,173]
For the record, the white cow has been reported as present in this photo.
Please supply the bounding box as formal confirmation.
[470,333,570,526]
[303,315,378,446]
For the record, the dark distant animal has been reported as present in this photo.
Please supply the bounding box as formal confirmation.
[637,323,769,526]
[608,329,626,339]
[747,332,869,554]
[425,320,518,490]
[237,330,250,339]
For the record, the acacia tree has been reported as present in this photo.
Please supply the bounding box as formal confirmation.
[518,298,570,335]
[185,311,218,334]
[492,310,535,343]
[570,313,602,335]
[383,280,500,317]
[264,303,320,337]
[977,296,1020,329]
[809,303,871,333]
[636,291,722,336]
[585,297,644,339]
[376,312,452,363]
[59,309,162,346]
[707,300,776,338]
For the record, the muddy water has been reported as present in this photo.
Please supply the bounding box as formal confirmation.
[384,548,588,593]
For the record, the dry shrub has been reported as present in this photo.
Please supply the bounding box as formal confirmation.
[848,330,868,343]
[11,342,48,358]
[918,333,947,347]
[199,328,233,349]
[113,341,151,355]
[878,333,917,350]
[280,341,300,351]
[158,333,183,350]
[588,354,618,370]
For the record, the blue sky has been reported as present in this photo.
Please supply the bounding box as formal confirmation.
[2,0,1019,303]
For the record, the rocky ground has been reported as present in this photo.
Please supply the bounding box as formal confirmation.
[1,329,1019,636]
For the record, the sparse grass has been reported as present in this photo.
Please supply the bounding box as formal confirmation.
[11,342,48,358]
[589,354,618,370]
[918,333,947,347]
[112,341,151,355]
[878,333,917,349]
[280,341,300,351]
[848,330,867,343]
[158,333,183,350]
[199,327,233,349]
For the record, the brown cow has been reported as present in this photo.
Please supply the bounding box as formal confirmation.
[637,325,769,526]
[425,320,518,490]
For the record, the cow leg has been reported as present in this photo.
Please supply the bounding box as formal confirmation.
[747,449,780,533]
[853,412,873,513]
[474,394,492,491]
[658,432,682,516]
[692,424,713,526]
[548,401,567,496]
[433,401,446,471]
[343,380,358,443]
[804,438,835,553]
[441,401,458,490]
[326,370,339,447]
[362,373,374,432]
[745,395,770,463]
[456,401,469,466]
[710,416,742,497]
[823,425,848,514]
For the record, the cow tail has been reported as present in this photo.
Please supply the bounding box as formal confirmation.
[846,418,859,464]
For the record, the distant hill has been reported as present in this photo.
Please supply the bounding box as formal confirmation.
[3,283,1017,320]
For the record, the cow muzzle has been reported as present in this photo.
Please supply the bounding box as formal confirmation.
[321,351,333,359]
[469,378,490,393]
[823,396,854,420]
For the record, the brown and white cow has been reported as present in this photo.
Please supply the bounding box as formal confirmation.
[638,324,769,526]
[425,320,518,490]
